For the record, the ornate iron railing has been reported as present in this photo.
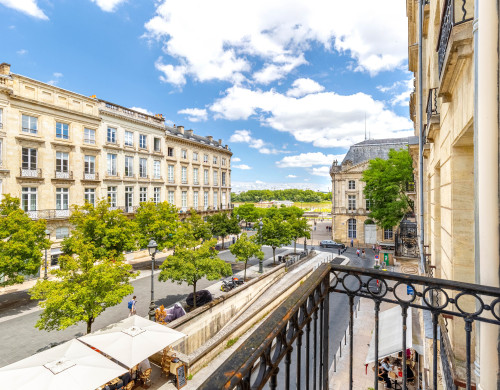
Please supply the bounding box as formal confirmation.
[426,88,438,126]
[200,262,500,390]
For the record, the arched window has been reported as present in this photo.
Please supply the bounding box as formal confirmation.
[348,218,357,238]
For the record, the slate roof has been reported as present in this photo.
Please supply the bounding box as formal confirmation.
[341,136,418,167]
[166,126,231,152]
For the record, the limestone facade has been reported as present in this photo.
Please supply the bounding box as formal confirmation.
[0,63,232,265]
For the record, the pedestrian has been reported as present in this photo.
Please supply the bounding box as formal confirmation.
[372,244,375,251]
[128,296,137,317]
[350,238,354,247]
[362,249,365,258]
[356,248,360,257]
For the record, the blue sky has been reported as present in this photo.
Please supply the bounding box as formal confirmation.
[0,0,413,192]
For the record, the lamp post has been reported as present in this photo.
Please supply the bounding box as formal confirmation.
[147,239,158,321]
[44,229,50,280]
[258,220,264,273]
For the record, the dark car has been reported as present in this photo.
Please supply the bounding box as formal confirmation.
[319,240,345,249]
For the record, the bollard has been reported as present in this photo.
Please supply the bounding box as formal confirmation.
[334,354,337,372]
[339,341,342,358]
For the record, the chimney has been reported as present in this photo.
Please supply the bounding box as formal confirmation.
[0,63,11,76]
[207,136,213,142]
[218,138,222,145]
[186,129,193,136]
[178,125,184,134]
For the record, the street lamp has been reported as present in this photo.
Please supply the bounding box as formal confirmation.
[147,239,158,321]
[44,229,50,280]
[258,220,264,273]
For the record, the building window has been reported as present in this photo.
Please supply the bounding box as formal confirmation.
[22,187,37,211]
[181,166,187,183]
[107,154,117,175]
[153,160,161,179]
[140,187,147,203]
[203,154,209,163]
[107,186,117,207]
[56,152,69,173]
[204,191,209,209]
[84,188,95,206]
[139,158,147,178]
[107,127,116,143]
[194,191,199,209]
[168,147,174,157]
[124,131,133,147]
[56,122,69,140]
[366,199,372,211]
[204,169,209,185]
[193,152,198,161]
[154,187,161,204]
[181,149,187,159]
[222,172,226,186]
[348,218,357,239]
[0,108,2,128]
[213,171,218,186]
[168,191,175,205]
[124,156,134,177]
[0,139,3,166]
[348,180,356,190]
[348,195,356,210]
[154,137,161,152]
[193,168,199,185]
[182,191,187,208]
[139,134,147,149]
[56,188,69,210]
[84,128,95,144]
[22,148,37,170]
[22,115,37,134]
[213,192,218,209]
[222,192,226,207]
[168,165,174,183]
[222,158,226,166]
[56,227,70,240]
[125,186,133,211]
[384,227,393,240]
[213,156,217,164]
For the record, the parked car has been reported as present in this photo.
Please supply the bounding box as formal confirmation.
[319,240,345,249]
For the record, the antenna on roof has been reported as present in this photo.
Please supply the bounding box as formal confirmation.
[364,112,367,140]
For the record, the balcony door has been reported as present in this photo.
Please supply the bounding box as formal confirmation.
[22,187,37,218]
[22,148,37,177]
[125,187,133,213]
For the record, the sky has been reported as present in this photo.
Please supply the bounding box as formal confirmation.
[0,0,414,193]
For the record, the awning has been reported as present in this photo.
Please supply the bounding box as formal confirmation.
[365,306,424,364]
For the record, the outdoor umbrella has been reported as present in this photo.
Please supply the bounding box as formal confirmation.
[0,339,127,390]
[79,315,186,368]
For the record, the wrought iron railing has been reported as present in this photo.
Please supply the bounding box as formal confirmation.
[200,263,500,390]
[26,208,72,220]
[426,88,438,126]
[54,170,73,180]
[83,172,99,180]
[438,0,473,76]
[19,168,42,178]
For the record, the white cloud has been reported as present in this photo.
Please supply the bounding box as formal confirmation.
[232,180,328,193]
[286,78,324,98]
[233,164,252,170]
[178,108,208,122]
[53,72,63,78]
[287,174,297,178]
[311,166,331,177]
[211,86,412,148]
[144,0,407,86]
[90,0,127,12]
[0,0,48,19]
[276,152,345,168]
[47,72,63,86]
[130,107,153,115]
[16,49,28,55]
[232,157,241,162]
[229,129,287,155]
[377,78,414,107]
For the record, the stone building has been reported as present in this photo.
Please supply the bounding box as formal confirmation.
[0,62,232,268]
[407,0,499,387]
[330,137,417,247]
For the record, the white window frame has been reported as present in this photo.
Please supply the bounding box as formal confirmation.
[213,192,218,209]
[181,149,187,159]
[139,134,147,149]
[168,191,175,205]
[193,168,199,185]
[56,188,69,210]
[153,160,161,179]
[84,128,95,144]
[139,187,147,203]
[22,115,38,134]
[154,187,161,204]
[181,166,187,183]
[107,186,117,207]
[348,180,356,190]
[203,154,209,163]
[213,171,218,186]
[139,158,147,178]
[384,227,394,240]
[84,188,95,206]
[348,218,357,238]
[124,131,134,147]
[56,122,69,140]
[193,152,198,161]
[56,227,70,240]
[22,148,37,170]
[107,127,116,143]
[124,156,134,177]
[348,195,356,210]
[182,191,187,208]
[107,154,117,175]
[204,169,209,185]
[168,165,174,183]
[204,191,209,209]
[22,187,37,212]
[56,152,69,173]
[154,137,161,152]
[194,191,199,209]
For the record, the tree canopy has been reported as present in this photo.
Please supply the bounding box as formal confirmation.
[159,238,232,308]
[362,148,415,229]
[288,216,311,253]
[207,212,240,248]
[0,195,50,286]
[233,203,261,226]
[260,215,293,264]
[231,189,331,203]
[30,242,137,334]
[229,233,264,280]
[135,201,180,251]
[61,200,137,261]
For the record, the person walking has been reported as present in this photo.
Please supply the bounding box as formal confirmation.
[350,238,354,247]
[128,296,137,317]
[356,248,360,257]
[362,249,366,258]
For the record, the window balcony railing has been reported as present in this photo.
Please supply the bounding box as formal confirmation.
[83,172,99,180]
[54,170,73,180]
[26,208,72,220]
[438,0,473,76]
[19,168,42,178]
[200,263,500,390]
[426,88,438,125]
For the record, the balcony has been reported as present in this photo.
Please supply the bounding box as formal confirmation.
[53,170,74,181]
[26,208,71,220]
[425,88,440,142]
[82,172,99,181]
[18,168,43,181]
[201,263,500,390]
[437,0,473,98]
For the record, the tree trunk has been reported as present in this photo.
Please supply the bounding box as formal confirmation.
[221,236,225,250]
[294,240,297,254]
[273,247,276,265]
[86,317,93,334]
[193,282,197,309]
[244,260,247,281]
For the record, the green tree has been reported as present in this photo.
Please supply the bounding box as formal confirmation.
[233,203,260,228]
[30,242,137,334]
[0,195,50,286]
[279,206,304,220]
[289,216,311,253]
[186,209,212,242]
[135,201,180,251]
[362,149,415,228]
[62,200,137,261]
[159,238,232,308]
[207,212,241,249]
[261,216,293,265]
[229,233,264,280]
